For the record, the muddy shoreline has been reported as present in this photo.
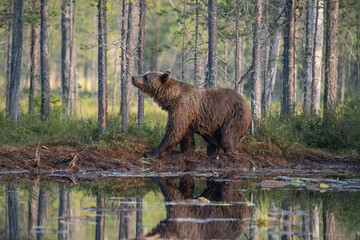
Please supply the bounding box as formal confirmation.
[0,142,359,180]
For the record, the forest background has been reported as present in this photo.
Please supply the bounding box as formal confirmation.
[0,0,359,156]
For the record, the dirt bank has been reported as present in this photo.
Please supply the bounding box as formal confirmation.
[0,141,359,177]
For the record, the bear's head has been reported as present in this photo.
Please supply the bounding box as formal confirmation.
[132,71,171,98]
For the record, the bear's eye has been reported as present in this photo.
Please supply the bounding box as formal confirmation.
[144,75,147,81]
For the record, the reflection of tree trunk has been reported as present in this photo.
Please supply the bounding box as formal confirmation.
[27,185,37,238]
[302,211,310,240]
[37,187,49,240]
[119,201,134,239]
[249,193,260,240]
[58,187,71,240]
[323,211,336,240]
[96,194,105,240]
[281,204,291,240]
[135,196,143,239]
[310,205,319,240]
[268,202,279,240]
[29,0,40,114]
[7,184,19,240]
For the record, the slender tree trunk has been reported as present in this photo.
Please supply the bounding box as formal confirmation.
[293,6,299,103]
[61,0,71,114]
[27,185,37,238]
[181,0,186,82]
[249,194,260,240]
[224,40,228,83]
[340,56,345,101]
[357,12,359,95]
[113,48,118,113]
[304,0,316,114]
[207,0,218,88]
[98,0,108,133]
[265,28,281,116]
[194,0,200,86]
[137,0,146,125]
[324,0,339,111]
[58,187,71,240]
[95,194,105,240]
[29,0,40,114]
[37,187,49,240]
[251,0,262,131]
[154,0,161,70]
[310,205,319,240]
[311,0,323,115]
[7,184,19,240]
[40,0,50,120]
[8,0,24,122]
[135,196,143,239]
[323,211,336,240]
[282,0,296,116]
[126,1,138,115]
[262,0,270,114]
[235,0,241,94]
[120,0,129,132]
[5,0,13,113]
[69,1,77,116]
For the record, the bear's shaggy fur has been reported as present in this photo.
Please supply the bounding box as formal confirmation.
[132,71,252,158]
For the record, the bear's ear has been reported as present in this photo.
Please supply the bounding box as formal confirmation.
[160,71,171,83]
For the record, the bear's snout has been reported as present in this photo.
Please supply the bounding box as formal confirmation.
[131,76,139,86]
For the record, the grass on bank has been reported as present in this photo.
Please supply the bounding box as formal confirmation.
[0,97,359,155]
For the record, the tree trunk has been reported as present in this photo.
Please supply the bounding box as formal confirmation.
[323,211,336,240]
[207,0,218,88]
[58,187,71,240]
[29,0,40,114]
[324,0,339,111]
[311,0,323,115]
[40,0,50,120]
[251,0,262,131]
[135,196,143,239]
[304,0,316,114]
[194,0,200,87]
[95,194,105,240]
[61,0,71,114]
[69,1,77,116]
[181,0,186,82]
[37,187,49,240]
[5,0,13,113]
[8,0,24,122]
[137,0,146,125]
[340,56,345,101]
[98,0,108,133]
[7,184,19,240]
[119,201,134,239]
[262,0,270,115]
[126,0,138,115]
[282,0,296,116]
[265,28,281,116]
[27,185,37,238]
[234,0,241,94]
[310,205,319,240]
[113,48,119,113]
[120,0,129,132]
[224,40,228,83]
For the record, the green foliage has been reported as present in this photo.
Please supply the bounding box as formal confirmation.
[255,98,360,154]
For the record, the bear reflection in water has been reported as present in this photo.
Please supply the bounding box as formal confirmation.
[147,176,250,239]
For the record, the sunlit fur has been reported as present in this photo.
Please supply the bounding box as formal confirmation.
[132,71,252,157]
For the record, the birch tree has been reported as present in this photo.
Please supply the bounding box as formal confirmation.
[40,0,50,120]
[138,0,146,125]
[8,0,24,122]
[324,0,339,111]
[207,0,218,88]
[98,0,108,133]
[120,0,129,132]
[311,0,324,115]
[282,0,296,116]
[252,0,262,130]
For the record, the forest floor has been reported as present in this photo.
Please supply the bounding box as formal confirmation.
[1,141,359,182]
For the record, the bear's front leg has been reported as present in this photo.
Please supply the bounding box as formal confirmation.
[144,117,189,158]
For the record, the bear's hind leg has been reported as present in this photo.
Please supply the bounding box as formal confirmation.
[207,143,221,156]
[180,129,195,154]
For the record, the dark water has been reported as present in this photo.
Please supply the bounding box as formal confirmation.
[0,172,360,239]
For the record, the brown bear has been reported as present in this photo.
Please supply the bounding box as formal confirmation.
[132,71,252,158]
